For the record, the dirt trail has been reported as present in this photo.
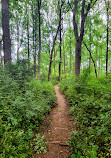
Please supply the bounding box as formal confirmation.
[35,85,73,158]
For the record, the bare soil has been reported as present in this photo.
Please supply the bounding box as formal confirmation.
[35,85,74,158]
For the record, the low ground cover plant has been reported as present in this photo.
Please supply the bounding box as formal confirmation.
[0,69,56,158]
[59,70,111,158]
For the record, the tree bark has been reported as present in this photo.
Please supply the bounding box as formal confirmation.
[89,18,91,68]
[59,0,62,81]
[26,5,30,70]
[1,0,11,65]
[17,17,19,61]
[72,0,98,77]
[75,41,82,77]
[96,41,98,68]
[73,0,85,77]
[54,48,56,76]
[98,52,101,76]
[63,39,66,78]
[70,31,72,75]
[0,40,3,66]
[104,0,109,77]
[32,3,36,77]
[37,0,41,80]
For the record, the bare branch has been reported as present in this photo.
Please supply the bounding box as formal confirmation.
[61,0,65,8]
[68,0,73,10]
[83,40,97,78]
[85,0,98,17]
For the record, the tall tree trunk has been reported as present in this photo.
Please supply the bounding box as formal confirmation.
[54,48,56,76]
[38,0,41,80]
[63,39,66,78]
[34,41,37,77]
[32,4,35,75]
[105,0,109,77]
[33,16,36,76]
[1,0,11,65]
[17,18,19,61]
[73,0,85,77]
[0,40,3,66]
[70,36,72,75]
[59,2,62,81]
[89,18,91,68]
[48,59,52,81]
[69,17,72,75]
[98,52,101,76]
[32,3,37,76]
[96,41,98,68]
[72,0,98,77]
[75,41,82,77]
[26,6,30,70]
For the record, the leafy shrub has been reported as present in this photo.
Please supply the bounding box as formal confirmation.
[0,128,32,158]
[9,60,33,88]
[59,72,111,157]
[0,69,56,157]
[33,134,47,154]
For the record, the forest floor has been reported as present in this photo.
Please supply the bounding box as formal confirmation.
[35,85,74,158]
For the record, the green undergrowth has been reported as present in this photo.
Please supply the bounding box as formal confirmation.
[59,70,111,158]
[0,69,56,158]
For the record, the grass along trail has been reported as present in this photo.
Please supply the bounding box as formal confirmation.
[35,85,74,158]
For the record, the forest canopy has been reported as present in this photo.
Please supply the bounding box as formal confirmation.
[0,0,110,80]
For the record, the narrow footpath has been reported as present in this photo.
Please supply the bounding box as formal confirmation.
[35,85,74,158]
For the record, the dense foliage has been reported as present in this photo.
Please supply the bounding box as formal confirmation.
[0,0,111,157]
[59,69,111,158]
[0,69,56,158]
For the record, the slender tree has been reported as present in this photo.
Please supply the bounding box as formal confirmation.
[59,0,62,81]
[0,39,3,66]
[37,0,41,80]
[32,1,37,76]
[89,17,92,68]
[16,13,20,61]
[83,41,97,78]
[54,47,56,76]
[104,0,109,77]
[69,18,72,75]
[26,4,30,69]
[63,38,66,78]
